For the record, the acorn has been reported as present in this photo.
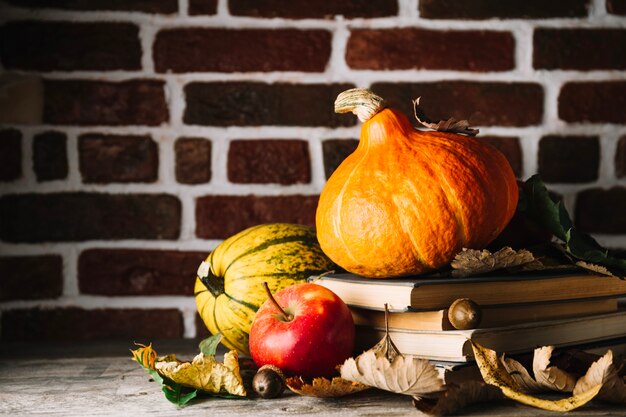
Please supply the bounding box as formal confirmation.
[252,364,286,399]
[447,298,482,330]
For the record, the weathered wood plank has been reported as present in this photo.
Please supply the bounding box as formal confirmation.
[0,340,624,416]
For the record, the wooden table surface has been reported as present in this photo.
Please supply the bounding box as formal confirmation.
[1,339,625,417]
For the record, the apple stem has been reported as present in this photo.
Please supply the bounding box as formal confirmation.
[263,282,293,322]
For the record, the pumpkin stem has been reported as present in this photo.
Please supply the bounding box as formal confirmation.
[200,269,225,298]
[263,282,293,322]
[334,88,386,123]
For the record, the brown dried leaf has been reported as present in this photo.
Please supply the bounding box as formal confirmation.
[574,350,626,403]
[471,341,601,412]
[413,97,479,136]
[451,247,538,277]
[340,349,444,396]
[500,356,544,393]
[533,346,578,392]
[575,261,616,277]
[412,381,503,416]
[286,376,370,398]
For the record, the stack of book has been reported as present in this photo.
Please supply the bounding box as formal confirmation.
[313,271,626,379]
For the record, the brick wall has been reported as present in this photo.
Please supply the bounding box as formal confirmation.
[1,0,625,341]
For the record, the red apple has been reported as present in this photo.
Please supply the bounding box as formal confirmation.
[249,282,355,378]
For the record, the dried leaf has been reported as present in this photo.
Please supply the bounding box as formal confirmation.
[500,357,544,393]
[155,350,246,397]
[413,97,479,136]
[533,346,578,392]
[575,261,615,277]
[286,376,370,398]
[131,343,198,406]
[471,341,601,412]
[340,350,444,396]
[413,381,503,416]
[451,247,538,277]
[574,350,626,403]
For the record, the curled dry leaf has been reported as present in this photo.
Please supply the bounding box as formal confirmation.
[286,376,370,398]
[155,350,247,397]
[340,303,444,396]
[471,341,601,412]
[574,350,626,403]
[451,247,538,278]
[500,346,577,393]
[500,356,544,393]
[413,381,503,416]
[340,350,444,396]
[532,346,578,392]
[413,97,479,136]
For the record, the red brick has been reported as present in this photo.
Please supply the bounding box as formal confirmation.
[228,0,398,19]
[78,249,205,296]
[478,136,522,177]
[78,134,158,183]
[33,131,68,182]
[559,82,626,124]
[175,138,212,184]
[607,0,626,15]
[372,82,544,127]
[44,79,168,126]
[155,29,330,73]
[347,29,514,72]
[184,82,356,127]
[5,0,177,13]
[538,136,599,183]
[228,139,311,185]
[0,255,63,301]
[0,129,21,181]
[0,22,140,71]
[322,139,358,179]
[1,308,183,341]
[0,193,180,242]
[534,29,626,70]
[419,0,589,19]
[188,0,217,14]
[617,136,626,178]
[196,195,318,239]
[575,187,626,234]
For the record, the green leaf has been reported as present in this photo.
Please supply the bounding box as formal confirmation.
[520,175,626,278]
[131,344,197,407]
[521,175,572,241]
[199,333,223,356]
[162,383,198,407]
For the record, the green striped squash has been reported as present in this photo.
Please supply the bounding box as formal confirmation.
[194,223,335,354]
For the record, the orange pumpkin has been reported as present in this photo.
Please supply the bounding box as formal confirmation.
[316,88,518,278]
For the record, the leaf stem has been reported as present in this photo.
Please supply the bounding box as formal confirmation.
[263,282,292,322]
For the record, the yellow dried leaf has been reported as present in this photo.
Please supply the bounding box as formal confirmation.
[286,376,370,398]
[471,341,601,412]
[413,381,503,416]
[574,350,626,403]
[340,350,444,396]
[155,350,246,397]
